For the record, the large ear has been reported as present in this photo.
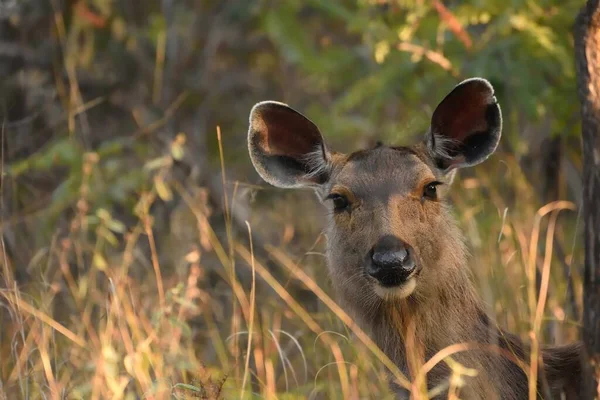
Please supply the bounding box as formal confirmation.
[248,101,331,188]
[426,78,502,171]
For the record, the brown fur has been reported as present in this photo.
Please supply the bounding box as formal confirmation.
[321,145,588,399]
[246,81,591,398]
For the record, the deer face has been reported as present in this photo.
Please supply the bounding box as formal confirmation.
[248,78,502,303]
[322,146,453,301]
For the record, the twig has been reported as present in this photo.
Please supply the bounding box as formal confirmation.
[432,0,472,49]
[396,42,458,75]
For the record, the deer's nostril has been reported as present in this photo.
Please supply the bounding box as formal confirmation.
[372,248,408,268]
[371,235,410,267]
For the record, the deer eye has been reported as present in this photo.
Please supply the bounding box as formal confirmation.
[423,182,441,201]
[327,193,350,212]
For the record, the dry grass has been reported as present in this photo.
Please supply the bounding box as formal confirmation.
[1,1,593,398]
[0,130,585,399]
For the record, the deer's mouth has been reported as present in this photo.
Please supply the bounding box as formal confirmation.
[374,277,417,300]
[371,267,421,300]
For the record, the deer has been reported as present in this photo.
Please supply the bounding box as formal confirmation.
[246,78,590,399]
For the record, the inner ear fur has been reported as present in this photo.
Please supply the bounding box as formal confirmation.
[248,101,331,188]
[427,78,502,171]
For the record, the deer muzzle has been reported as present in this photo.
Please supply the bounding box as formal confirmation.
[367,235,417,287]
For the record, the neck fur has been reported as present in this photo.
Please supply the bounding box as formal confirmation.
[348,240,517,397]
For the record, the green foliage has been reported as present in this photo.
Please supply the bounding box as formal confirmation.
[259,0,581,152]
[1,0,587,398]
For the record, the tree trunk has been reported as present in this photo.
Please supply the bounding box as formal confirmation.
[574,0,600,393]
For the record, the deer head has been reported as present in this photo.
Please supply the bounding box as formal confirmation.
[247,78,502,316]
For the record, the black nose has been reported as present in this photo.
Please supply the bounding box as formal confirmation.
[367,235,416,286]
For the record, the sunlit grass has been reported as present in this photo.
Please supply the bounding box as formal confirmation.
[0,129,584,399]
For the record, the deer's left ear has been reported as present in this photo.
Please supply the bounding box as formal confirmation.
[426,78,502,171]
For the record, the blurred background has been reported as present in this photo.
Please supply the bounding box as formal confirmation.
[0,0,587,398]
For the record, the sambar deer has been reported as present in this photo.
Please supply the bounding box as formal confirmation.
[247,78,589,399]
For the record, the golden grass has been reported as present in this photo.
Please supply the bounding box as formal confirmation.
[0,131,586,399]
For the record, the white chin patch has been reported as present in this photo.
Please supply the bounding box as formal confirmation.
[374,278,417,300]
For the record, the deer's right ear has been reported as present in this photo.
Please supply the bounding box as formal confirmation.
[248,101,331,188]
